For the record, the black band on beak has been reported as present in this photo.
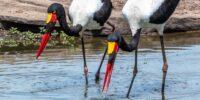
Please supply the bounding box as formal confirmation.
[102,41,119,92]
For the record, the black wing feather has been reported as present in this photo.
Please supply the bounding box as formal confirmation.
[93,0,113,26]
[149,0,180,24]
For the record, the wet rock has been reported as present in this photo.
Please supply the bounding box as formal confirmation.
[165,18,200,33]
[0,15,44,25]
[0,0,199,35]
[0,22,2,28]
[0,15,62,33]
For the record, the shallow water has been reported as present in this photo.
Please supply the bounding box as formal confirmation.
[0,32,200,100]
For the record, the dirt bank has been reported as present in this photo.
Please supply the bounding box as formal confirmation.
[0,0,200,34]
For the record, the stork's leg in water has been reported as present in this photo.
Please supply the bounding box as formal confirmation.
[95,47,107,83]
[162,92,165,100]
[126,47,138,98]
[81,36,88,84]
[160,36,168,93]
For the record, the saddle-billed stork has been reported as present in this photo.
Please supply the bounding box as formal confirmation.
[36,0,114,84]
[102,0,180,97]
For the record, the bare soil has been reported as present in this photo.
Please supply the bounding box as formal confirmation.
[0,0,200,34]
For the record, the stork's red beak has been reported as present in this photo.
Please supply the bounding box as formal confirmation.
[36,33,50,59]
[36,12,57,59]
[102,42,119,93]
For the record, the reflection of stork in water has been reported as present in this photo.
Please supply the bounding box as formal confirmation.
[102,0,180,97]
[36,0,115,84]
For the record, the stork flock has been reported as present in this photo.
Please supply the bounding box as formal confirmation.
[36,0,180,98]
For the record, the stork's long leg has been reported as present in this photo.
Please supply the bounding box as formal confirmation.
[95,21,115,35]
[106,21,115,32]
[125,29,141,98]
[95,22,115,83]
[160,36,168,93]
[162,92,165,100]
[95,47,107,83]
[84,84,89,97]
[126,47,138,98]
[81,36,88,84]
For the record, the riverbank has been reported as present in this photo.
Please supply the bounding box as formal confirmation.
[0,27,200,53]
[0,28,76,52]
[0,0,199,35]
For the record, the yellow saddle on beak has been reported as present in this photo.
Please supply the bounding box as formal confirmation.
[107,42,117,54]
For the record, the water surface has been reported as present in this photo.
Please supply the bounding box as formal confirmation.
[0,32,200,100]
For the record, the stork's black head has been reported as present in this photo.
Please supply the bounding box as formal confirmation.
[47,3,65,20]
[102,32,121,92]
[107,32,121,61]
[107,32,122,46]
[45,3,67,32]
[36,3,69,59]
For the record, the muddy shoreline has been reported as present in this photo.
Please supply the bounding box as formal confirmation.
[0,0,200,34]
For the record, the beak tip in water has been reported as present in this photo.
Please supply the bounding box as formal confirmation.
[36,33,51,59]
[102,63,113,93]
[102,41,119,93]
[36,56,39,59]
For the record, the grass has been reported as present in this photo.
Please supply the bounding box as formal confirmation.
[0,27,76,51]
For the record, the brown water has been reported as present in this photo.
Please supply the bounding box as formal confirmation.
[0,32,200,100]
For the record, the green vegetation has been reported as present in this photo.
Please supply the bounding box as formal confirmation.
[0,27,75,51]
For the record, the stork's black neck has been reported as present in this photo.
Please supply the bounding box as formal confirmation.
[59,14,81,37]
[107,29,141,52]
[149,0,180,24]
[93,0,113,26]
[58,14,72,35]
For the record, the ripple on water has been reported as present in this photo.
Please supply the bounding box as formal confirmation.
[0,35,200,99]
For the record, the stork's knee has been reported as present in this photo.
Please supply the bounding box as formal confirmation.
[133,67,138,75]
[162,63,168,72]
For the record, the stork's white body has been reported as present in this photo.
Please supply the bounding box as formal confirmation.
[122,0,166,36]
[107,0,180,96]
[69,0,103,30]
